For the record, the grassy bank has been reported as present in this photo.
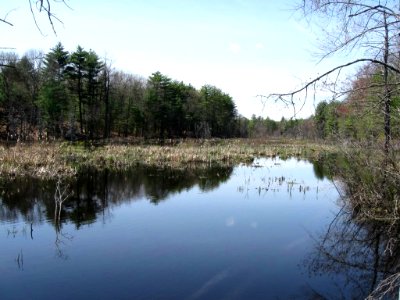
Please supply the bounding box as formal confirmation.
[0,139,335,179]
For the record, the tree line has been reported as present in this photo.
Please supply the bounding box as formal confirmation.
[3,42,395,143]
[314,62,400,142]
[0,43,242,141]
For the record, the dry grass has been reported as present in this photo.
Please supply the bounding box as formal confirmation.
[0,139,335,179]
[0,143,76,178]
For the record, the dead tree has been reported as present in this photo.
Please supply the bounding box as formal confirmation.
[269,1,400,154]
[279,2,400,298]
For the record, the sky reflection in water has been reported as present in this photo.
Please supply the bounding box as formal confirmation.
[0,158,342,300]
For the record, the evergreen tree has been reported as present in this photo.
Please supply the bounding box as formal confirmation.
[38,42,70,138]
[69,46,89,134]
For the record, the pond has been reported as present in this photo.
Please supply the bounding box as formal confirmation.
[0,157,388,299]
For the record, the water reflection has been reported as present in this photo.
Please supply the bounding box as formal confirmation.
[0,158,345,300]
[306,153,400,299]
[0,165,233,227]
[5,157,396,299]
[306,202,391,298]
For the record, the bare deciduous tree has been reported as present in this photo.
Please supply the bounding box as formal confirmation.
[270,0,400,154]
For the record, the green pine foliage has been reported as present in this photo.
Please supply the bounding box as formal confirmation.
[2,43,394,143]
[0,43,241,141]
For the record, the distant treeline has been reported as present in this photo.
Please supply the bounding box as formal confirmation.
[247,115,315,139]
[2,43,391,142]
[251,62,400,142]
[0,43,242,141]
[314,63,400,142]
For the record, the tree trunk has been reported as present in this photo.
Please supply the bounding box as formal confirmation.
[103,68,110,139]
[78,67,84,135]
[383,12,391,156]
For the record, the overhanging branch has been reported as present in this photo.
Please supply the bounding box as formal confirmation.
[28,0,67,35]
[268,58,400,100]
[0,18,13,26]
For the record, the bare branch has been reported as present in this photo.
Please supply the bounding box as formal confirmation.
[349,5,400,18]
[268,58,400,100]
[0,7,18,27]
[0,18,13,26]
[28,0,68,35]
[29,0,45,35]
[305,1,400,19]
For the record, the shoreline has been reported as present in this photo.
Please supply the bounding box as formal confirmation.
[0,139,335,180]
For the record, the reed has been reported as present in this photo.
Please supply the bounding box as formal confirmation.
[0,139,335,179]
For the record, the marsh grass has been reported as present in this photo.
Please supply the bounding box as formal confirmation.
[0,139,334,179]
[0,143,76,178]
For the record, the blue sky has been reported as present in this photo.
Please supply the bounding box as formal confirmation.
[1,0,352,120]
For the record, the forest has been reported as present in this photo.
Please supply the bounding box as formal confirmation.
[1,0,400,148]
[313,63,400,142]
[4,1,400,299]
[2,43,394,143]
[0,43,241,141]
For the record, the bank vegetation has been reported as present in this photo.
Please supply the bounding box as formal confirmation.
[0,139,334,179]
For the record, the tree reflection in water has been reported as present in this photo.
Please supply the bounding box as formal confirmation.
[0,164,233,228]
[54,177,73,259]
[0,165,233,261]
[8,157,400,298]
[307,153,400,300]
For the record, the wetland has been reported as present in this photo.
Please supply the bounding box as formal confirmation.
[1,155,394,299]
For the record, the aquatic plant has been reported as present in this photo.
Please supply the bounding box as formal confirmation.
[0,139,334,179]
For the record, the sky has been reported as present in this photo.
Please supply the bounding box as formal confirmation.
[1,0,354,120]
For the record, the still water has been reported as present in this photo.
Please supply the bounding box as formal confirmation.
[0,158,357,299]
